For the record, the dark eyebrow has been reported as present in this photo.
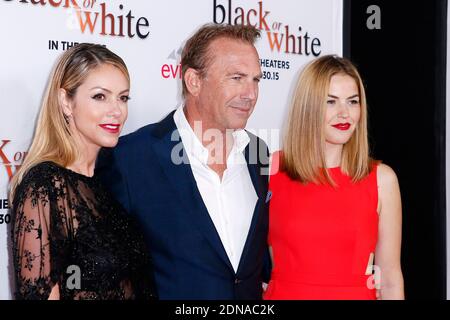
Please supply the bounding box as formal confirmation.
[91,87,129,94]
[327,94,359,99]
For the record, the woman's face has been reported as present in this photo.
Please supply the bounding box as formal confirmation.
[66,63,129,151]
[324,73,361,147]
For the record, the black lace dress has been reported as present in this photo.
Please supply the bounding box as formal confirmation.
[11,161,157,300]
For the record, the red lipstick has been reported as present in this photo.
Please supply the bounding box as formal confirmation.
[99,124,120,134]
[332,123,351,131]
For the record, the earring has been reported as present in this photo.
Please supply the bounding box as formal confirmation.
[63,114,71,124]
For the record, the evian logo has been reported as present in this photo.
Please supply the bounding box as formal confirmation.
[4,0,150,39]
[161,47,182,79]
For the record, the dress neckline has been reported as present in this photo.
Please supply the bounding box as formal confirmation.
[46,161,95,181]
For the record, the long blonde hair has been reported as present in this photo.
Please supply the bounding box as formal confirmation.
[283,55,374,186]
[9,43,129,201]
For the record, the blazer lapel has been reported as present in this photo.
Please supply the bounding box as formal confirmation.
[236,136,267,274]
[152,112,234,273]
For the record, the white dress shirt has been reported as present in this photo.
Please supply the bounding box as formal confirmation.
[173,106,258,272]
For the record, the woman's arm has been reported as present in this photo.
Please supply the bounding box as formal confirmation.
[12,185,60,300]
[375,163,404,300]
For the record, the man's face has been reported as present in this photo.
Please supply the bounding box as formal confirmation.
[196,37,262,132]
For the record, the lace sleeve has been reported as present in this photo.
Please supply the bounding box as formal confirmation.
[12,183,56,300]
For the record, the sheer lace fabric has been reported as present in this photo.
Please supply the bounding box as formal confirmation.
[12,161,156,300]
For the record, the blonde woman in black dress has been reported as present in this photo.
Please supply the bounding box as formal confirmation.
[9,44,156,300]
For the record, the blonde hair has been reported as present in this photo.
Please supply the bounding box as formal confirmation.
[9,43,129,201]
[282,55,374,186]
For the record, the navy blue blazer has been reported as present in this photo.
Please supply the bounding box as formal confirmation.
[96,111,271,300]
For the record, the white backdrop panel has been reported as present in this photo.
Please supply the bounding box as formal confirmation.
[0,0,343,299]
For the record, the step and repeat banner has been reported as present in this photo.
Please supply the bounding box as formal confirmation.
[0,0,343,299]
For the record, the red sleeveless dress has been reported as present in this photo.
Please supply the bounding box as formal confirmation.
[264,153,379,300]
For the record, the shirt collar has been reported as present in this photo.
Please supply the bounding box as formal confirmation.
[173,106,250,165]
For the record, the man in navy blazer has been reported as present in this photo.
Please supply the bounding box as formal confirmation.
[96,23,270,299]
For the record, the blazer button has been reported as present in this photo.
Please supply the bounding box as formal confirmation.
[234,278,242,284]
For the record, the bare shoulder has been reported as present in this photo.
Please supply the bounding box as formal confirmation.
[269,150,282,176]
[377,163,399,189]
[376,163,402,215]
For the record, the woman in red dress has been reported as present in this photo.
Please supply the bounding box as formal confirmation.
[264,55,404,300]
